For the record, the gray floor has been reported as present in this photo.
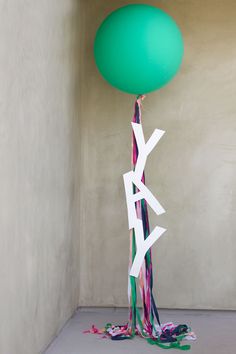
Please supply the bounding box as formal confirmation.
[44,308,236,354]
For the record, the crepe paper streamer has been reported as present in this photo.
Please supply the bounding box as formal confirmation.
[123,119,166,277]
[84,321,195,349]
[147,338,191,351]
[84,96,195,349]
[124,96,193,348]
[83,325,104,335]
[126,95,163,334]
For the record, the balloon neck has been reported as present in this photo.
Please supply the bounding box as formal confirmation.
[136,94,146,103]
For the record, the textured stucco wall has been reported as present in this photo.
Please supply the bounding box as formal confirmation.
[0,1,80,353]
[79,0,236,309]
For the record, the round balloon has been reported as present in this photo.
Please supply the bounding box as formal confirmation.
[94,4,184,94]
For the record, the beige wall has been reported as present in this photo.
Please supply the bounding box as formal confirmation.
[0,1,80,354]
[79,0,236,309]
[1,1,236,353]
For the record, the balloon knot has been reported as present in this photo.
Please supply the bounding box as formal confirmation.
[136,94,146,106]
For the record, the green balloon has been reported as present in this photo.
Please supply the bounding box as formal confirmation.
[94,4,184,95]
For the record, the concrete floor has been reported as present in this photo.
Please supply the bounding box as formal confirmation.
[44,308,236,354]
